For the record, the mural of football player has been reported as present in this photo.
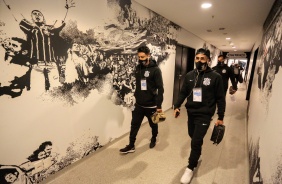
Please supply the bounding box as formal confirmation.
[19,10,66,92]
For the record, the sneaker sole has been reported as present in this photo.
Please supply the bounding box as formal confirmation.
[120,150,135,154]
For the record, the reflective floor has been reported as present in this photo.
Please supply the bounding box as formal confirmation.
[43,83,249,184]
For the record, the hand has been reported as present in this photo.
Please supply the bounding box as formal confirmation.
[215,120,224,126]
[174,108,180,118]
[67,48,72,55]
[156,109,162,113]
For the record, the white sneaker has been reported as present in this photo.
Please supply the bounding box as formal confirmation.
[180,168,193,184]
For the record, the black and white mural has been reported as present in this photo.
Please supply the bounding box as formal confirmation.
[202,43,221,67]
[248,1,282,183]
[0,0,179,105]
[0,138,102,184]
[257,7,282,112]
[0,0,179,183]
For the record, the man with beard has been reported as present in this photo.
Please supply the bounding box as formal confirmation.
[119,46,164,153]
[212,55,237,96]
[0,37,32,98]
[174,48,226,184]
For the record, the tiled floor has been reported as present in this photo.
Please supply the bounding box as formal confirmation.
[43,84,249,184]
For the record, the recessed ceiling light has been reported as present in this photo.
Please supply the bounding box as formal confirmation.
[201,3,212,8]
[232,46,236,48]
[234,50,237,51]
[226,38,231,40]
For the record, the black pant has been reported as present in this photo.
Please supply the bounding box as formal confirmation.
[234,74,240,86]
[129,104,157,146]
[187,112,211,170]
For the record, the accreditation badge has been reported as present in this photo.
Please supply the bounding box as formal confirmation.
[193,88,202,102]
[141,79,147,90]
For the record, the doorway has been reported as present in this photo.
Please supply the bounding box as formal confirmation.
[172,44,195,106]
[246,47,259,100]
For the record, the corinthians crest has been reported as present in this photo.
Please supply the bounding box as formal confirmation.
[203,78,211,86]
[144,71,150,77]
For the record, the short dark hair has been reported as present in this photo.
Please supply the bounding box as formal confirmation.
[39,141,52,151]
[218,54,225,59]
[137,46,150,55]
[196,48,210,59]
[11,37,28,51]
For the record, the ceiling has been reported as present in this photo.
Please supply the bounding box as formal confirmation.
[134,0,275,52]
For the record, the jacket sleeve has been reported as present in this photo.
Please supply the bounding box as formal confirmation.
[19,19,33,34]
[50,22,66,34]
[174,74,190,109]
[215,75,226,120]
[154,67,164,109]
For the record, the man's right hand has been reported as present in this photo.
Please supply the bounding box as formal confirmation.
[174,108,180,118]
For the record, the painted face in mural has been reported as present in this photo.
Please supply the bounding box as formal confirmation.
[37,150,47,159]
[72,43,80,52]
[137,52,150,65]
[5,172,18,183]
[44,145,52,157]
[2,38,23,56]
[195,53,208,71]
[31,10,45,24]
[82,55,88,62]
[2,38,29,59]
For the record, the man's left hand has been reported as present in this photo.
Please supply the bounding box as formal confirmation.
[215,120,224,126]
[157,109,162,113]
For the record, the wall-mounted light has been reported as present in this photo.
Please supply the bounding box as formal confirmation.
[201,3,212,8]
[226,37,231,40]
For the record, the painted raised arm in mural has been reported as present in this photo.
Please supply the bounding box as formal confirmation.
[63,0,76,22]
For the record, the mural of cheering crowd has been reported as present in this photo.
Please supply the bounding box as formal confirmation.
[249,6,282,184]
[256,8,282,110]
[0,0,179,107]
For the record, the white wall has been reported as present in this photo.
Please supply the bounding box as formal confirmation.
[247,4,282,183]
[0,0,219,183]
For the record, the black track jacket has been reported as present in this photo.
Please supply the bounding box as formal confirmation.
[134,59,164,109]
[174,67,226,120]
[212,63,237,92]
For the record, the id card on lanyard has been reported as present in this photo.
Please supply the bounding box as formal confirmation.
[193,88,202,102]
[141,79,147,90]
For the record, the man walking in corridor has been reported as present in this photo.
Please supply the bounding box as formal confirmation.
[119,46,164,153]
[174,48,226,184]
[212,55,237,96]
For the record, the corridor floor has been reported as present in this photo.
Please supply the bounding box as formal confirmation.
[43,83,249,184]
